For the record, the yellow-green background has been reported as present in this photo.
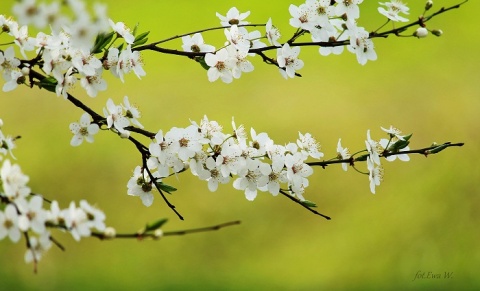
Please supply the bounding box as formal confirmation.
[1,0,478,290]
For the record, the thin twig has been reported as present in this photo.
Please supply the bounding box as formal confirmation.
[371,0,469,38]
[163,220,241,236]
[133,1,468,59]
[279,190,331,220]
[144,23,266,47]
[141,155,184,220]
[90,220,241,239]
[307,142,464,167]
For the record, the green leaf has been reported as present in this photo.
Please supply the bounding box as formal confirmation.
[300,200,317,208]
[427,143,451,154]
[390,139,410,151]
[144,218,168,232]
[132,31,149,47]
[91,31,115,54]
[91,33,105,51]
[134,31,150,42]
[403,133,413,141]
[355,154,369,162]
[132,37,148,47]
[195,56,210,71]
[37,76,58,93]
[156,182,177,194]
[132,23,139,36]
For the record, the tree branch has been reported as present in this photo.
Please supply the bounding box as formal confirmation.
[90,220,241,240]
[279,190,331,220]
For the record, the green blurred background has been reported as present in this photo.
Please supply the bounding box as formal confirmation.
[1,0,479,290]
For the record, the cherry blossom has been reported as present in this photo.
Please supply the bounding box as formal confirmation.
[216,7,250,26]
[181,33,215,53]
[277,43,304,79]
[205,48,236,83]
[69,113,100,146]
[265,18,281,47]
[378,1,410,22]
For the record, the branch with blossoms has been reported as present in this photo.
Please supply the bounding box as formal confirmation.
[0,0,466,219]
[0,133,240,272]
[0,0,466,271]
[132,0,468,80]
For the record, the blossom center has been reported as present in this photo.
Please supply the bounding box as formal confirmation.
[179,137,189,147]
[292,163,302,174]
[210,169,219,178]
[299,14,308,24]
[80,127,89,136]
[190,44,201,53]
[215,61,226,71]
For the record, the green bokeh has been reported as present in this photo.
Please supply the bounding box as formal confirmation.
[1,0,479,290]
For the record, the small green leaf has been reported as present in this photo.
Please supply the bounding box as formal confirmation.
[427,143,451,154]
[91,32,115,54]
[132,23,139,36]
[156,182,177,194]
[195,56,210,71]
[402,133,413,141]
[144,218,168,232]
[134,31,150,42]
[100,32,115,49]
[92,33,105,48]
[117,43,124,51]
[132,37,148,47]
[355,154,369,162]
[37,76,58,93]
[390,139,410,151]
[301,200,317,208]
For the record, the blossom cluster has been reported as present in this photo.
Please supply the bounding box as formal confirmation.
[365,126,411,194]
[181,0,412,83]
[115,111,412,207]
[0,0,146,97]
[127,115,323,205]
[0,119,109,265]
[1,0,438,93]
[67,95,143,145]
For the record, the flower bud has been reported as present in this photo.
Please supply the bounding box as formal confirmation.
[21,67,30,76]
[0,119,3,127]
[414,27,428,38]
[16,75,26,85]
[103,227,116,239]
[120,130,130,139]
[432,29,443,37]
[425,1,433,11]
[153,229,164,239]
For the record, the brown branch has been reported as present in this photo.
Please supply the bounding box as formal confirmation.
[90,220,241,240]
[145,23,266,47]
[308,142,464,168]
[370,0,469,38]
[279,190,331,220]
[133,1,468,59]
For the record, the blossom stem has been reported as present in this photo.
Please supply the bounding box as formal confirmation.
[23,232,38,274]
[373,19,391,34]
[133,1,467,61]
[139,24,266,47]
[279,190,331,220]
[307,142,464,168]
[141,156,184,220]
[370,1,469,38]
[49,235,66,251]
[91,220,241,239]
